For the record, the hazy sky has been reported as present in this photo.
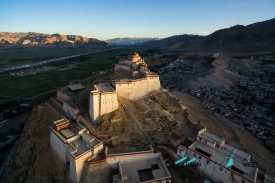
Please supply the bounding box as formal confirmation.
[0,0,275,40]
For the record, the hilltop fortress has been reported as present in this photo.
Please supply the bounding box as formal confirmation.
[89,52,161,121]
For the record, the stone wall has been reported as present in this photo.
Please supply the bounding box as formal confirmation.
[57,90,71,102]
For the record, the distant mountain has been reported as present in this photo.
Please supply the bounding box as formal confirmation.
[0,32,110,48]
[106,37,159,45]
[144,18,275,52]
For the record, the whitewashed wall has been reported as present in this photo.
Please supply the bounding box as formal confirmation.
[115,76,160,100]
[50,131,67,163]
[89,92,118,121]
[63,103,79,120]
[93,143,104,157]
[70,150,92,183]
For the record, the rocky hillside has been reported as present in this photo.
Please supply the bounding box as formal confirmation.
[145,18,275,52]
[106,37,159,45]
[0,32,109,48]
[2,105,69,183]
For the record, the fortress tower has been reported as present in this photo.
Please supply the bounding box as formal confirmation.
[89,83,118,122]
[89,53,160,121]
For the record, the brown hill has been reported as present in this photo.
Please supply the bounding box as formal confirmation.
[0,32,109,48]
[145,18,275,52]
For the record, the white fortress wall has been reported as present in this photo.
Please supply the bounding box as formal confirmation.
[63,102,79,120]
[106,151,155,169]
[93,143,104,157]
[50,130,67,163]
[99,92,118,116]
[114,76,160,100]
[135,78,148,99]
[89,92,98,121]
[89,90,118,121]
[114,80,135,99]
[69,142,93,183]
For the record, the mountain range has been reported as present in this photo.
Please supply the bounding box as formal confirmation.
[1,17,275,51]
[144,18,275,52]
[106,37,159,45]
[0,32,109,48]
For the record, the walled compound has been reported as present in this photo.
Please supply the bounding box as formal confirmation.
[50,118,171,183]
[89,52,161,121]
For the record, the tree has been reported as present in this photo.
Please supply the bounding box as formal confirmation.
[9,128,16,135]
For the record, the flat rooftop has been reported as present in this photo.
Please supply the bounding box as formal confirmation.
[94,83,115,92]
[119,153,170,183]
[60,129,75,139]
[70,138,90,157]
[67,84,85,91]
[189,141,257,181]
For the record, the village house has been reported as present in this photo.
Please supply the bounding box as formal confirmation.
[177,128,258,183]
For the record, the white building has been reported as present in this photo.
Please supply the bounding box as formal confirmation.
[89,53,160,122]
[63,100,80,120]
[113,154,171,183]
[112,75,160,100]
[106,146,171,183]
[177,130,258,183]
[113,52,160,100]
[50,118,104,183]
[89,83,119,121]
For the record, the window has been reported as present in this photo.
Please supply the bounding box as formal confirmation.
[194,154,196,157]
[199,156,201,159]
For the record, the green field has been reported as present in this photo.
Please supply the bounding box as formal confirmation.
[0,46,157,101]
[0,47,98,68]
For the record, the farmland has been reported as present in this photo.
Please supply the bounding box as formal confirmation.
[0,46,155,106]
